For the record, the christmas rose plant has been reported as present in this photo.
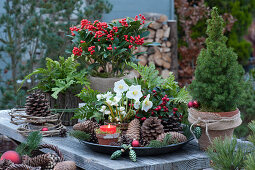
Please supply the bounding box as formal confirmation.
[69,14,155,77]
[96,79,153,123]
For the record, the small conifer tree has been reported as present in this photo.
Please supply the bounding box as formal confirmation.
[189,7,244,112]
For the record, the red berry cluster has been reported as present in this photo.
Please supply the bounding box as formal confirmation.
[188,100,199,108]
[71,14,147,56]
[72,47,83,56]
[154,95,170,112]
[88,46,95,55]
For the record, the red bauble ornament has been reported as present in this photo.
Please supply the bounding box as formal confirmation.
[41,127,48,131]
[0,151,21,164]
[193,100,199,108]
[188,101,193,108]
[132,140,140,147]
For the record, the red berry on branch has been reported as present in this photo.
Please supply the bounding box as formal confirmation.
[141,117,146,121]
[188,101,193,108]
[166,98,169,101]
[158,106,161,110]
[158,116,162,119]
[173,111,176,114]
[152,90,156,93]
[173,108,178,112]
[193,100,199,108]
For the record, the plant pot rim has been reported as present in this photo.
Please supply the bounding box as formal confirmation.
[190,108,239,117]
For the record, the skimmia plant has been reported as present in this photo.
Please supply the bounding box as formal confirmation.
[69,14,157,77]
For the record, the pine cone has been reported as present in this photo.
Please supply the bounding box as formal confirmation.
[22,154,51,167]
[0,159,13,170]
[126,119,141,141]
[73,120,99,143]
[53,161,76,170]
[25,92,51,117]
[119,134,133,145]
[156,132,187,143]
[141,117,164,145]
[6,164,41,170]
[161,115,183,133]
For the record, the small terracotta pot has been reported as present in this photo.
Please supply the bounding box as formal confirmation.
[96,133,120,145]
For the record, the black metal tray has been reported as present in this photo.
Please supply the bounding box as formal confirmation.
[80,136,193,156]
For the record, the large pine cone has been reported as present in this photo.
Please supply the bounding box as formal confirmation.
[73,120,100,143]
[25,92,51,117]
[156,132,187,143]
[126,119,141,141]
[161,115,183,133]
[141,117,164,145]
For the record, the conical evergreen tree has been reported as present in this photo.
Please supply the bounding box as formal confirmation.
[189,7,244,112]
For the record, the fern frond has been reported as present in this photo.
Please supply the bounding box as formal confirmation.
[248,121,255,145]
[172,87,191,104]
[161,72,178,91]
[128,62,164,88]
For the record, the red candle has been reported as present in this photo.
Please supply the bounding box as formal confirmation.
[100,124,116,134]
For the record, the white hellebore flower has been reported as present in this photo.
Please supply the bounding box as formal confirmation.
[99,105,107,112]
[104,110,111,115]
[126,85,143,101]
[119,106,125,112]
[97,94,103,101]
[103,91,113,100]
[106,100,113,106]
[112,96,121,106]
[142,94,153,112]
[114,79,129,94]
[134,100,140,109]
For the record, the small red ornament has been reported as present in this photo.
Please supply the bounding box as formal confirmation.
[0,151,21,164]
[173,108,178,112]
[188,101,193,108]
[193,100,199,108]
[132,140,140,147]
[41,127,48,131]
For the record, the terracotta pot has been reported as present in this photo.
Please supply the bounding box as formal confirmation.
[88,72,137,93]
[96,133,120,145]
[188,108,242,150]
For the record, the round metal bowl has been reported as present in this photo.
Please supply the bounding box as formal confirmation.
[80,136,193,156]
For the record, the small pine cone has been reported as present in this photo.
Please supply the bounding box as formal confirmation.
[6,164,41,170]
[53,161,76,170]
[157,132,187,143]
[0,159,14,170]
[126,119,141,141]
[73,120,99,134]
[161,115,183,133]
[169,132,187,143]
[25,92,51,117]
[23,154,51,167]
[141,117,164,144]
[59,128,67,137]
[44,153,61,170]
[119,134,133,145]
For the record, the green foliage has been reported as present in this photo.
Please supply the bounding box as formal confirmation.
[0,0,113,109]
[207,138,245,170]
[189,7,244,112]
[245,153,255,170]
[69,130,91,141]
[20,55,89,99]
[16,131,42,156]
[146,134,174,148]
[235,78,255,138]
[72,87,102,120]
[205,0,255,65]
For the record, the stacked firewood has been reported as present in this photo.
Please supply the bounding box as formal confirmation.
[135,13,176,78]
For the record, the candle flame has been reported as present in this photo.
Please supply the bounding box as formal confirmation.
[108,124,110,128]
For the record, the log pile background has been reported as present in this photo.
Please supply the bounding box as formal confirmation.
[135,13,178,79]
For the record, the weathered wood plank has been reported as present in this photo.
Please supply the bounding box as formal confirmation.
[0,110,211,170]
